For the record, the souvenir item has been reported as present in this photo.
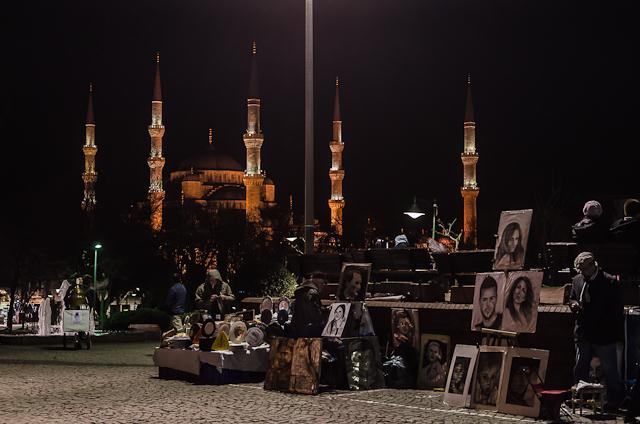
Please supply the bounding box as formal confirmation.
[211,330,230,351]
[260,309,273,324]
[497,348,549,417]
[264,337,295,391]
[289,338,322,395]
[278,297,290,312]
[417,334,451,389]
[260,296,273,312]
[168,336,192,349]
[201,318,216,338]
[245,326,265,347]
[189,323,202,342]
[444,344,479,407]
[277,309,289,326]
[189,311,203,325]
[199,336,214,352]
[216,322,230,338]
[344,337,385,390]
[229,321,247,343]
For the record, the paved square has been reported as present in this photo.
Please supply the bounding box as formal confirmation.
[0,342,622,423]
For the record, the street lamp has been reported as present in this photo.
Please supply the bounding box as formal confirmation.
[93,242,102,328]
[403,197,439,239]
[403,196,426,219]
[304,0,314,255]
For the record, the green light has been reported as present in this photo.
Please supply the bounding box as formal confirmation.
[94,243,102,249]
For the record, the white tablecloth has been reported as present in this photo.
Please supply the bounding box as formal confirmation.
[153,348,201,376]
[153,345,270,375]
[198,345,270,373]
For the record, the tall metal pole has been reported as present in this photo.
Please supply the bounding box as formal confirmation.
[304,0,314,255]
[432,198,438,240]
[93,248,98,320]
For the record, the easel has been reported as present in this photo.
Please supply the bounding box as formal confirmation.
[480,328,518,347]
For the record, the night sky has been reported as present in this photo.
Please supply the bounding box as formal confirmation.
[2,1,636,250]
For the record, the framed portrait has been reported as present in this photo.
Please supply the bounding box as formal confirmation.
[492,209,533,271]
[322,302,352,338]
[501,271,543,334]
[443,344,479,407]
[471,272,506,332]
[417,334,451,389]
[471,346,508,410]
[344,336,386,391]
[391,308,420,350]
[337,263,372,301]
[497,348,549,417]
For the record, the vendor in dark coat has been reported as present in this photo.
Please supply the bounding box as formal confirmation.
[571,200,608,243]
[569,252,624,410]
[291,272,325,338]
[194,269,235,319]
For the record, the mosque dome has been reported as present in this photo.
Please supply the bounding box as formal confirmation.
[178,147,243,172]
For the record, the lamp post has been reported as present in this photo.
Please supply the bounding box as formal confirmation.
[304,0,314,255]
[404,196,438,239]
[432,198,438,240]
[93,242,102,328]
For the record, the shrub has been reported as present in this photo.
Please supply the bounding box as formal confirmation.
[258,266,297,298]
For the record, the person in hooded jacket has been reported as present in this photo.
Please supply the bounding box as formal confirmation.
[290,272,326,338]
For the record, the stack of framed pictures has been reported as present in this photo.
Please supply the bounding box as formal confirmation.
[443,345,549,417]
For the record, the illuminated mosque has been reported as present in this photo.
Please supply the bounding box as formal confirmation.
[80,42,478,247]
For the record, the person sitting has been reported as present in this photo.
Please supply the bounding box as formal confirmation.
[610,198,640,244]
[571,200,608,243]
[394,234,410,248]
[194,269,234,319]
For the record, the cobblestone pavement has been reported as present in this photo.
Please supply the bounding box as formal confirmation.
[0,343,625,423]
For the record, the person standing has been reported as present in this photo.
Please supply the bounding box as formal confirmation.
[195,269,235,319]
[165,273,187,332]
[569,252,624,411]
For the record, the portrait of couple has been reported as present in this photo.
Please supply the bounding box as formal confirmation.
[471,271,542,334]
[493,209,533,271]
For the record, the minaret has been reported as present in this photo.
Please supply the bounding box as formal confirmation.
[328,77,345,236]
[148,52,165,232]
[243,41,265,223]
[460,74,479,248]
[81,83,97,212]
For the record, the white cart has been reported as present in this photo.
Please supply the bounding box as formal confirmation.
[62,309,92,349]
